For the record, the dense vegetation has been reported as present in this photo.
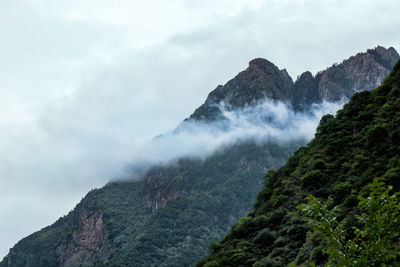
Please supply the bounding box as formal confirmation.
[197,60,400,266]
[105,141,300,267]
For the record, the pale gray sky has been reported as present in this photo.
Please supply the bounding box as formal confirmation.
[1,0,400,259]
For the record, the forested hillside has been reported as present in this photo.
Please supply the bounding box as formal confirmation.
[197,60,400,266]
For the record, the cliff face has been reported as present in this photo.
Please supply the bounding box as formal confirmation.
[3,207,111,267]
[56,210,110,267]
[294,46,400,109]
[318,46,398,101]
[143,166,183,212]
[1,46,399,267]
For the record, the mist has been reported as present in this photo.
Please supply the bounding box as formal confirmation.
[117,99,345,180]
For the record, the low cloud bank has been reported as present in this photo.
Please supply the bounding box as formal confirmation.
[120,99,345,179]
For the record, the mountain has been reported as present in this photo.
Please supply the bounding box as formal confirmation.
[197,60,400,266]
[190,46,399,118]
[1,46,398,267]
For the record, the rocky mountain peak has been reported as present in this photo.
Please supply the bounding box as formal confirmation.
[248,58,277,71]
[187,46,399,120]
[292,71,319,110]
[292,46,400,109]
[188,46,399,120]
[297,71,313,80]
[367,46,399,70]
[248,59,292,82]
[189,59,294,121]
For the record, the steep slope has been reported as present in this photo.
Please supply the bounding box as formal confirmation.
[197,60,400,266]
[1,47,398,267]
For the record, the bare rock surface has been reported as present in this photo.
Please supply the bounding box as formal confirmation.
[57,209,111,267]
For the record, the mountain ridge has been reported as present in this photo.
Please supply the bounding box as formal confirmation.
[1,46,399,267]
[190,46,399,120]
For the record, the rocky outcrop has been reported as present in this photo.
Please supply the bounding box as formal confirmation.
[142,167,182,212]
[317,46,399,101]
[293,71,320,110]
[189,58,294,121]
[57,209,111,267]
[294,46,400,108]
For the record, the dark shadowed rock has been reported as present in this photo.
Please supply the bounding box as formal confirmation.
[293,71,319,110]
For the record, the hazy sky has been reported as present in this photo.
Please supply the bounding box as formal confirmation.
[1,0,400,259]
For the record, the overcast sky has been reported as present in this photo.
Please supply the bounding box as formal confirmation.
[1,0,400,259]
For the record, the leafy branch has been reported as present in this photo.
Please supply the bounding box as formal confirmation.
[298,178,400,266]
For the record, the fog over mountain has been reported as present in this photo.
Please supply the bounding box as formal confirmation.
[1,0,400,260]
[123,99,344,180]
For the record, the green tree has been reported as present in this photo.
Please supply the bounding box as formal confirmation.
[298,178,400,266]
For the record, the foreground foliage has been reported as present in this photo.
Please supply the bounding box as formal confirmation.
[298,178,400,266]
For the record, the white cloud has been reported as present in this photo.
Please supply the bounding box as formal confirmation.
[121,99,344,177]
